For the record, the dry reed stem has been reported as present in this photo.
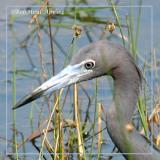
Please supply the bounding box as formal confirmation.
[29,0,48,80]
[54,122,63,160]
[97,103,102,153]
[74,84,85,159]
[43,130,54,153]
[54,92,65,160]
[29,0,49,25]
[38,89,63,160]
[36,19,47,80]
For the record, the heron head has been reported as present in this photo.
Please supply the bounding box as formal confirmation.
[68,40,121,81]
[14,40,131,109]
[49,40,120,88]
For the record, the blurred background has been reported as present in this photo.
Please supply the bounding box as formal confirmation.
[0,0,160,159]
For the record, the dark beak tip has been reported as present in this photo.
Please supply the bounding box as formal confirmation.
[12,103,23,110]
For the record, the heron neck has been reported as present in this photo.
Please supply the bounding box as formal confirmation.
[113,76,139,122]
[106,66,160,160]
[110,66,140,122]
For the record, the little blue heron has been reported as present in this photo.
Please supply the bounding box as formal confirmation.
[14,40,160,160]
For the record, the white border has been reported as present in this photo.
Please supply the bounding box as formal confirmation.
[6,5,153,156]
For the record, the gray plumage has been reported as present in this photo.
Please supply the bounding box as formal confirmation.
[14,40,160,160]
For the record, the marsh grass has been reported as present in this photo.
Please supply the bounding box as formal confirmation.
[126,0,150,138]
[74,84,86,159]
[9,17,26,159]
[12,49,19,160]
[97,103,102,160]
[7,0,157,159]
[108,0,126,46]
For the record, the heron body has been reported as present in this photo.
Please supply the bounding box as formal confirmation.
[14,40,160,160]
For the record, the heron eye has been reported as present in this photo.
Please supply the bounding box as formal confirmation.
[84,61,95,70]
